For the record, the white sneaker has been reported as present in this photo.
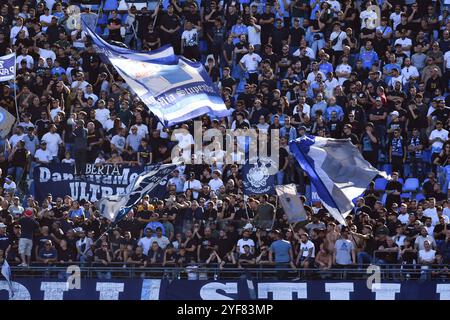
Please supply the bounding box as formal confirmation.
[18,263,27,267]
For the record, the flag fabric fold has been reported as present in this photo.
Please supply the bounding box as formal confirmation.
[289,136,386,225]
[97,164,176,223]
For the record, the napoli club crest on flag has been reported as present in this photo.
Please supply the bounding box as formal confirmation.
[242,157,276,195]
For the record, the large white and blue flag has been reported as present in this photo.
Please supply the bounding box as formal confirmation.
[109,55,231,126]
[97,164,176,223]
[0,53,15,82]
[83,25,231,126]
[290,136,387,225]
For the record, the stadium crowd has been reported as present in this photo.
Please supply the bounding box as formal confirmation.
[0,0,449,280]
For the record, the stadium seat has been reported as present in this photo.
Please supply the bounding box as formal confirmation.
[381,164,392,176]
[401,192,412,200]
[403,178,419,192]
[398,178,404,185]
[103,0,119,11]
[415,193,426,202]
[374,177,388,192]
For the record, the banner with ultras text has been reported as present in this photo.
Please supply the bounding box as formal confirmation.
[0,279,449,300]
[32,164,169,202]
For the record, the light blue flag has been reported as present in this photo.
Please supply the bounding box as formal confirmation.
[289,136,387,225]
[0,53,15,82]
[97,164,176,223]
[109,55,231,126]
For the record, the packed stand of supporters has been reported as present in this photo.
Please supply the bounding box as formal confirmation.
[0,0,449,278]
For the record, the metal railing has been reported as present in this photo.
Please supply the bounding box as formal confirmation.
[8,263,450,281]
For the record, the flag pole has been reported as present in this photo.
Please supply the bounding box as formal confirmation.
[13,53,19,121]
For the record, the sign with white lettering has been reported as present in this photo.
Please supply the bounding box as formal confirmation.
[32,164,169,202]
[0,279,446,300]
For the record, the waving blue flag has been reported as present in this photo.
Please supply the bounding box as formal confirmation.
[109,55,231,126]
[82,24,230,126]
[0,53,15,82]
[290,136,387,225]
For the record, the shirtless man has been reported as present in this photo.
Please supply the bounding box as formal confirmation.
[324,222,340,253]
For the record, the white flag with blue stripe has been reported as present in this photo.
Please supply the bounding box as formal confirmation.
[289,136,387,225]
[109,55,231,126]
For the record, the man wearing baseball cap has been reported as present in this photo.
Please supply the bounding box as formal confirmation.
[18,209,39,267]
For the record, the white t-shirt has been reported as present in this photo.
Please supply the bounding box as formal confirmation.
[183,179,202,199]
[71,80,90,93]
[401,65,419,83]
[330,30,347,51]
[240,53,262,73]
[137,237,153,255]
[9,134,26,148]
[10,25,29,43]
[398,213,410,225]
[84,92,98,105]
[134,124,149,139]
[445,51,450,70]
[39,48,56,66]
[39,14,55,32]
[16,55,34,69]
[41,132,62,157]
[181,28,199,47]
[237,238,255,254]
[394,37,413,57]
[208,178,224,192]
[111,135,126,154]
[429,128,449,153]
[335,63,352,85]
[360,9,378,29]
[299,240,315,258]
[419,249,436,263]
[95,108,110,128]
[423,207,440,226]
[62,158,75,165]
[34,148,53,163]
[293,103,311,116]
[389,12,402,30]
[247,25,261,46]
[306,70,325,84]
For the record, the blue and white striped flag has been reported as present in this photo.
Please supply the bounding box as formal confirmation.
[0,53,15,82]
[97,164,176,223]
[290,136,387,225]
